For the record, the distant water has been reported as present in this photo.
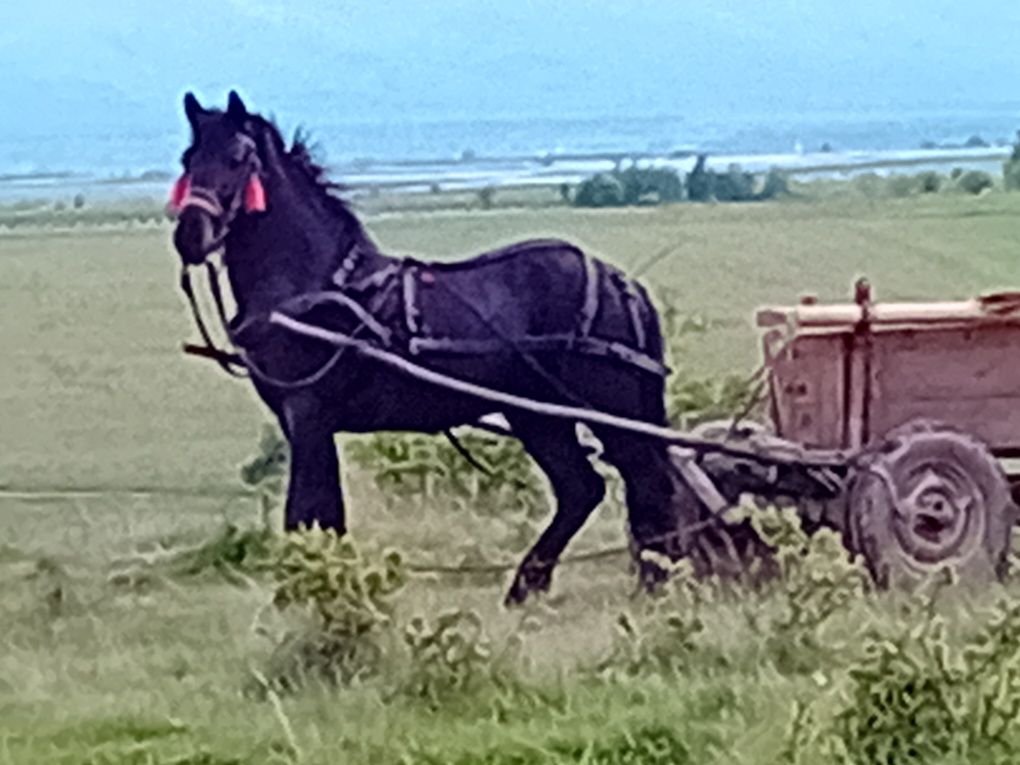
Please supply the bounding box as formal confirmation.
[1,107,1017,201]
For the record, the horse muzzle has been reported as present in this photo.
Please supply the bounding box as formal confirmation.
[173,205,226,265]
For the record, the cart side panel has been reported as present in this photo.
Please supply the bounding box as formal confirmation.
[869,323,1020,451]
[767,332,847,449]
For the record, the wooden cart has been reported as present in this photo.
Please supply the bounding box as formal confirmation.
[752,281,1020,584]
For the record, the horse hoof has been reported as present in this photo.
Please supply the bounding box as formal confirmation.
[504,563,553,606]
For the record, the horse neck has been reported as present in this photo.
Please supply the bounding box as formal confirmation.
[224,161,384,316]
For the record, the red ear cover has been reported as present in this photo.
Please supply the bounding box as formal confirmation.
[244,174,267,212]
[169,175,191,211]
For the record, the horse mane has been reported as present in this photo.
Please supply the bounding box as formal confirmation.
[247,114,369,245]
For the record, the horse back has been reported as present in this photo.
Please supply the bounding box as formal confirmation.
[406,238,662,363]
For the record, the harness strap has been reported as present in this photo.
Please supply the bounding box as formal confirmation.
[579,254,600,336]
[179,268,248,378]
[407,334,668,377]
[403,263,422,334]
[275,290,394,347]
[206,261,234,334]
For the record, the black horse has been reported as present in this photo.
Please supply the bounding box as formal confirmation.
[170,91,701,604]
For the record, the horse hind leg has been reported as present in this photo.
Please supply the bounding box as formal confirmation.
[594,431,704,589]
[504,415,606,606]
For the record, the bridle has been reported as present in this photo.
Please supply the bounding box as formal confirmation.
[168,142,267,378]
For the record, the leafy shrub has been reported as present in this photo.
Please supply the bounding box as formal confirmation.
[760,168,791,199]
[851,173,885,199]
[259,528,405,688]
[957,170,994,195]
[617,166,684,205]
[240,424,288,528]
[573,167,684,208]
[713,163,757,202]
[169,524,273,579]
[658,295,758,427]
[598,557,708,678]
[829,597,1020,763]
[748,507,870,673]
[886,174,918,198]
[667,375,755,429]
[402,609,493,705]
[573,173,626,207]
[1003,131,1020,191]
[917,171,942,193]
[345,431,547,519]
[687,156,763,203]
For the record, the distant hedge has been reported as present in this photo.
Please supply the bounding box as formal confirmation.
[573,166,684,208]
[572,155,788,208]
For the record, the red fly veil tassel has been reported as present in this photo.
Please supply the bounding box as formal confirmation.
[168,175,191,213]
[244,174,267,212]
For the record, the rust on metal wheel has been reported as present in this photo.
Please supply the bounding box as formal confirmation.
[846,419,1016,587]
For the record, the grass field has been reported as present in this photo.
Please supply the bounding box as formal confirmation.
[4,192,1020,764]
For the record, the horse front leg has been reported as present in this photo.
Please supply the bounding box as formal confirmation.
[280,396,345,533]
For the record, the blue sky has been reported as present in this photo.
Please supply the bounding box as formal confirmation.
[4,0,1020,139]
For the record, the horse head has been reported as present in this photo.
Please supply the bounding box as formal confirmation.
[170,90,267,265]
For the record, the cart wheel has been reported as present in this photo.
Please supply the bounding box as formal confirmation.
[847,419,1017,587]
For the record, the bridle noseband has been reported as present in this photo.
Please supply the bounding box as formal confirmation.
[170,180,226,220]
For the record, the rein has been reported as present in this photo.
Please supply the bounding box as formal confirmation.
[179,266,248,378]
[179,243,384,389]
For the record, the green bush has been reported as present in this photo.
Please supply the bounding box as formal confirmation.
[573,173,626,207]
[1003,131,1020,191]
[617,166,684,205]
[957,170,994,195]
[750,507,870,673]
[259,529,405,688]
[917,171,942,193]
[598,557,708,678]
[886,174,918,198]
[403,609,494,706]
[240,424,289,528]
[573,167,684,208]
[346,431,548,519]
[851,173,885,199]
[713,164,757,202]
[686,156,762,203]
[476,186,495,210]
[760,168,791,199]
[658,295,758,427]
[829,597,1020,763]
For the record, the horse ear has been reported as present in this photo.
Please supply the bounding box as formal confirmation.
[183,92,204,127]
[227,90,248,122]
